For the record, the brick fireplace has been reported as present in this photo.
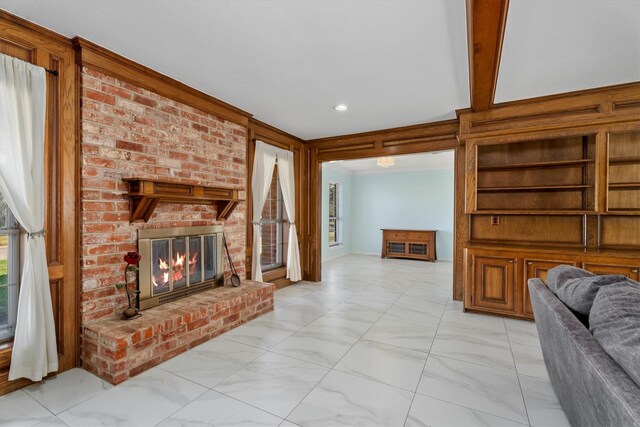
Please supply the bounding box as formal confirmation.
[79,67,273,384]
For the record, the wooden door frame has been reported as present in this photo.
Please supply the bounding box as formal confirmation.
[305,119,466,300]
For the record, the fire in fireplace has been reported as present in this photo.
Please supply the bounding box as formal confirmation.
[138,226,224,309]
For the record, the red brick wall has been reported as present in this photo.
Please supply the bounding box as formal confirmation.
[80,67,247,324]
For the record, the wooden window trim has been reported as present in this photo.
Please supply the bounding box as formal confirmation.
[262,266,287,283]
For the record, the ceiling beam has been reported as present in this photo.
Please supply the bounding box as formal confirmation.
[466,0,510,111]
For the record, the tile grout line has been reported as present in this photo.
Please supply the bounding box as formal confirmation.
[11,389,57,420]
[403,293,451,427]
[24,371,116,420]
[504,318,534,427]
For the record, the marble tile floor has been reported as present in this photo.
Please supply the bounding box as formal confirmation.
[0,254,571,426]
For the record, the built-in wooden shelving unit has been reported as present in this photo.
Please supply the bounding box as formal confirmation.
[464,131,640,321]
[123,178,242,223]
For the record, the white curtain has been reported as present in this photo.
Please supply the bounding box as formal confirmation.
[251,141,302,282]
[251,141,277,281]
[277,150,302,281]
[0,53,58,381]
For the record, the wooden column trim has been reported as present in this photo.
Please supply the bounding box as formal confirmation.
[466,0,510,112]
[72,37,252,127]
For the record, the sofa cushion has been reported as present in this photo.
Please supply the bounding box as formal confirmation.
[590,280,640,388]
[556,274,629,315]
[545,265,594,294]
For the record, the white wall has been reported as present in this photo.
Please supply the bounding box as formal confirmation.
[321,165,454,262]
[351,169,454,260]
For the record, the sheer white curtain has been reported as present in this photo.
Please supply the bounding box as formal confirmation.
[276,150,302,281]
[251,141,277,281]
[0,53,58,381]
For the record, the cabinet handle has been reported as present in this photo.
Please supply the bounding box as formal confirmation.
[527,262,533,265]
[632,269,639,273]
[509,260,514,263]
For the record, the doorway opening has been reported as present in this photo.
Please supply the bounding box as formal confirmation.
[319,150,455,272]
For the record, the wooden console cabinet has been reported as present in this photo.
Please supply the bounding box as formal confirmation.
[381,229,437,262]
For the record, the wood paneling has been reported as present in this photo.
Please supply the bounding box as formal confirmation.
[72,37,251,127]
[458,83,640,138]
[453,145,468,300]
[0,11,78,395]
[470,215,584,245]
[600,216,640,248]
[308,120,458,161]
[466,0,510,111]
[0,37,33,61]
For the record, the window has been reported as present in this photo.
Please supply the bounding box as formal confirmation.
[328,182,343,246]
[0,195,19,342]
[260,165,289,272]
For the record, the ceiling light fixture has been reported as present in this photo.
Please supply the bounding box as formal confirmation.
[333,104,348,111]
[376,156,395,168]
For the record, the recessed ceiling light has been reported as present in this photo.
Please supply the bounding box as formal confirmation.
[333,104,348,111]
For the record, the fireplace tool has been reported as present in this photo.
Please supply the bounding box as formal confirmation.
[223,233,241,287]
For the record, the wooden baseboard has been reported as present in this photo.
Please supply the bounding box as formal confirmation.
[0,370,33,396]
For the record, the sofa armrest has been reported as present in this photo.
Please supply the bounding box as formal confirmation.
[529,279,640,427]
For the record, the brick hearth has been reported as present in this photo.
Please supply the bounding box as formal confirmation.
[82,281,274,385]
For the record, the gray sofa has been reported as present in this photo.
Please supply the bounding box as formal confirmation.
[528,278,640,427]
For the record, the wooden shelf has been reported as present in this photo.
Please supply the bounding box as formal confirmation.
[607,208,640,214]
[609,182,640,190]
[123,178,242,223]
[477,158,593,171]
[609,156,640,165]
[477,184,593,193]
[473,210,594,215]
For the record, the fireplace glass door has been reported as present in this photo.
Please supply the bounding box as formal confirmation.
[149,234,218,297]
[151,239,171,294]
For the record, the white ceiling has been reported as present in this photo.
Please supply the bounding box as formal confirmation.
[0,0,469,140]
[326,150,454,175]
[0,1,637,140]
[495,0,640,103]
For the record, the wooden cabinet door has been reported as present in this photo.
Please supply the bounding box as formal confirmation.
[470,255,516,314]
[582,262,640,281]
[524,259,577,319]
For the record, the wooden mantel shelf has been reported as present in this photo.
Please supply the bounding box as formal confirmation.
[123,178,242,223]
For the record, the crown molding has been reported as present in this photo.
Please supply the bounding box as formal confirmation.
[0,9,72,47]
